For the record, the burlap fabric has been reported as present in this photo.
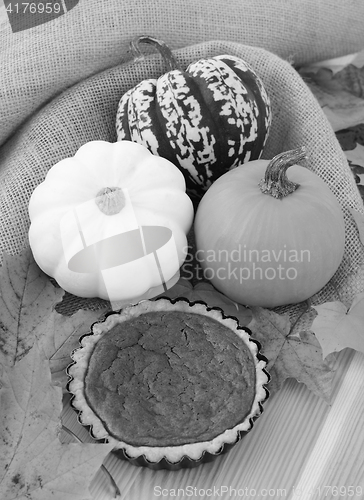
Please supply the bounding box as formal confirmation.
[2,0,364,148]
[1,1,364,318]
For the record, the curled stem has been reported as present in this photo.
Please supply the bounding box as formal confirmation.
[130,35,183,71]
[259,146,308,199]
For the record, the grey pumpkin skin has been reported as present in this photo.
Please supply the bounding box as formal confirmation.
[116,36,272,199]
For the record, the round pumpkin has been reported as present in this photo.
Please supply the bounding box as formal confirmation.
[28,140,194,305]
[116,36,272,198]
[194,147,346,308]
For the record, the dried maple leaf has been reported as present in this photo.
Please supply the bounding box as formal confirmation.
[299,54,358,75]
[0,245,110,387]
[348,206,364,246]
[330,64,364,98]
[186,281,252,326]
[39,308,109,389]
[345,143,364,170]
[0,343,113,500]
[247,307,334,402]
[156,277,252,326]
[0,246,64,367]
[299,67,364,131]
[155,276,193,300]
[352,50,364,69]
[311,293,364,358]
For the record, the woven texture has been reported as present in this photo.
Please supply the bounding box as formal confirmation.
[1,1,364,318]
[1,0,364,147]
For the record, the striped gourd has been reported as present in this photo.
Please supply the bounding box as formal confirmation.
[116,36,272,198]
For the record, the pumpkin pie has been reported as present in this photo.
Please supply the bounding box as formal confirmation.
[67,297,269,469]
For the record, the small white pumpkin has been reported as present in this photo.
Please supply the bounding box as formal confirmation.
[28,140,194,304]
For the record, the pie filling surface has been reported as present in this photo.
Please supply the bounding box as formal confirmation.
[84,310,257,447]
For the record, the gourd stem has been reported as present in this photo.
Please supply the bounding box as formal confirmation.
[258,147,308,199]
[130,35,183,72]
[95,187,125,216]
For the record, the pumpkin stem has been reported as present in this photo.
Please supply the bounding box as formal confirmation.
[258,147,308,199]
[130,35,183,72]
[95,187,125,215]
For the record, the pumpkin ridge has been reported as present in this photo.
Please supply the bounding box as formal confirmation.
[133,80,184,168]
[216,55,271,160]
[154,73,205,192]
[173,70,228,187]
[158,70,216,188]
[184,63,248,180]
[116,88,133,141]
[117,79,194,190]
[190,57,260,167]
[128,80,160,151]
